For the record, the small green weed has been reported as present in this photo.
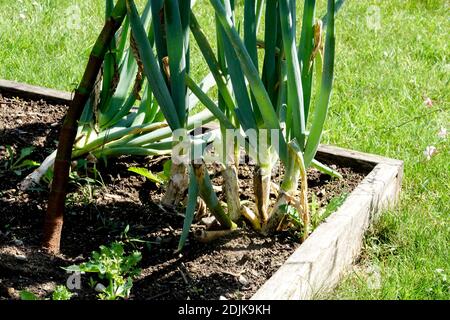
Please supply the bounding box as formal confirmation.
[3,146,40,176]
[64,241,142,300]
[20,285,73,301]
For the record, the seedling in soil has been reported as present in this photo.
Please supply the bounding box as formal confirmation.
[66,160,108,206]
[64,241,142,300]
[51,285,74,300]
[2,145,40,176]
[20,285,73,301]
[321,192,349,220]
[120,224,151,251]
[308,191,350,229]
[127,166,168,186]
[279,191,349,238]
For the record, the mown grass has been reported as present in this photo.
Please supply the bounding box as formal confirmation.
[0,0,448,299]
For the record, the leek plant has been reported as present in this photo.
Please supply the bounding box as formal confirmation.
[178,0,341,246]
[126,0,237,230]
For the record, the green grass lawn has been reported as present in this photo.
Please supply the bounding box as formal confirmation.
[0,0,448,299]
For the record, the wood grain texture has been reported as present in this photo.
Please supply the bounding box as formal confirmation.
[0,79,72,105]
[317,144,404,168]
[252,148,403,300]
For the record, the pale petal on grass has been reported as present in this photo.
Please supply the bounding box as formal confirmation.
[423,146,437,161]
[423,97,433,108]
[437,127,447,139]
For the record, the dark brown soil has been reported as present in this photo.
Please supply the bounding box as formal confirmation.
[0,95,368,300]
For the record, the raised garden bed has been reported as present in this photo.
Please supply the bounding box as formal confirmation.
[0,81,403,300]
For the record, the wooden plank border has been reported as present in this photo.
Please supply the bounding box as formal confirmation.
[0,79,72,105]
[252,146,403,300]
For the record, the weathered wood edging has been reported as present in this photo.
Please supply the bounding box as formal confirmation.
[0,80,404,300]
[252,146,403,299]
[0,79,72,105]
